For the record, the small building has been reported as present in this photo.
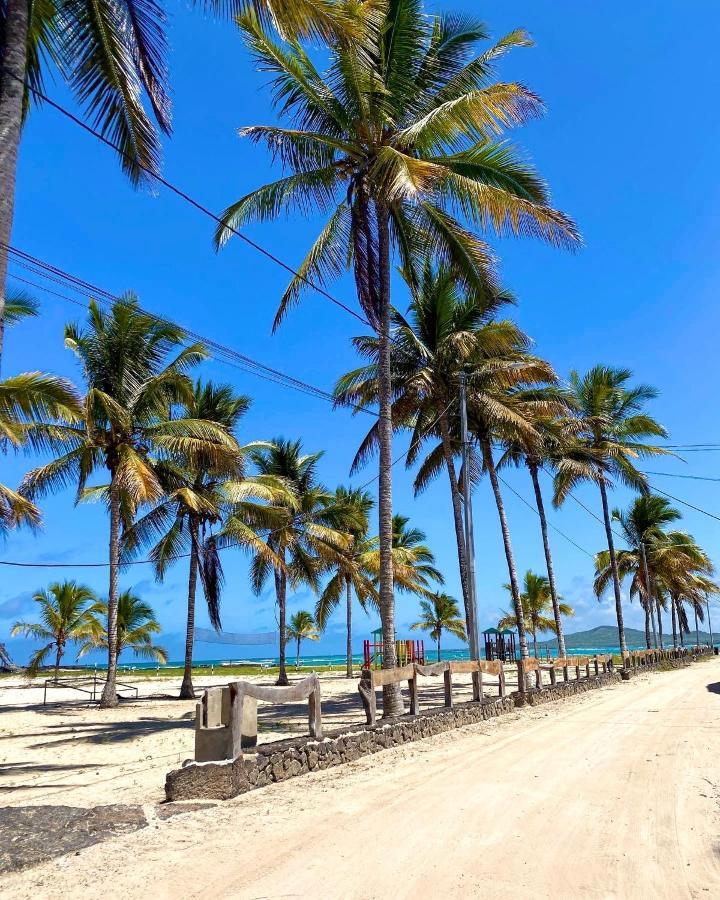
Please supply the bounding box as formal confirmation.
[483,627,517,663]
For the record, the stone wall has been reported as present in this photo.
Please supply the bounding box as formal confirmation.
[166,673,623,801]
[513,672,620,707]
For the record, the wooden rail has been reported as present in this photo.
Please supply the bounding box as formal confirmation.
[358,659,506,725]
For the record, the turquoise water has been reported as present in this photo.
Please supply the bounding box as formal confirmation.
[86,643,654,672]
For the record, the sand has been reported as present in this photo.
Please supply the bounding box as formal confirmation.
[2,660,719,898]
[0,668,489,808]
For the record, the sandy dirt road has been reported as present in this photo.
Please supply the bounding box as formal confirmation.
[5,659,720,899]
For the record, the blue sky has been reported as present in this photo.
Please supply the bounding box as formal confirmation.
[4,1,720,663]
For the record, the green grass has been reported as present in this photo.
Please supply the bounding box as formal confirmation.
[0,663,352,681]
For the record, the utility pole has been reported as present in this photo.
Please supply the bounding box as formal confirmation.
[639,541,657,649]
[459,374,479,660]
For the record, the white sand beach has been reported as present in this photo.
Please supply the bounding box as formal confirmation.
[2,659,719,898]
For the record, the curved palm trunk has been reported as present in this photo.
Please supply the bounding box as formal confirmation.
[481,438,528,659]
[376,203,403,717]
[180,519,200,700]
[275,554,289,686]
[671,593,678,649]
[345,575,353,678]
[54,641,64,681]
[528,461,566,658]
[655,598,664,649]
[100,474,121,707]
[598,480,627,657]
[0,0,29,371]
[438,411,473,642]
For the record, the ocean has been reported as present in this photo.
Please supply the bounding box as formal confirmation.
[103,644,650,671]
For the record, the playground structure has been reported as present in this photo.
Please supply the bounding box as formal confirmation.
[483,627,518,663]
[363,627,425,670]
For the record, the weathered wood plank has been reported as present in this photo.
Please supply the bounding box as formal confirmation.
[371,664,416,688]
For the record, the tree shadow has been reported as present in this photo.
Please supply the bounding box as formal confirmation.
[23,714,194,749]
[706,682,720,694]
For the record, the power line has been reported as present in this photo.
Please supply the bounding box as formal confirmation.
[644,471,720,483]
[0,66,371,329]
[647,485,720,525]
[0,398,454,569]
[497,473,595,558]
[4,243,379,417]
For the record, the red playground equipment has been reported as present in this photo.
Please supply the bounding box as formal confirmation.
[363,627,425,669]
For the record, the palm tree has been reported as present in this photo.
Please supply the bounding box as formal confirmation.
[0,0,174,366]
[121,380,282,699]
[286,610,320,668]
[387,514,444,596]
[20,296,235,707]
[215,3,578,713]
[593,495,682,649]
[411,592,466,662]
[1,293,81,534]
[0,0,359,365]
[553,367,668,656]
[316,486,377,678]
[652,531,717,648]
[498,570,574,659]
[497,393,577,658]
[77,589,167,665]
[222,438,347,686]
[11,580,101,678]
[335,263,514,651]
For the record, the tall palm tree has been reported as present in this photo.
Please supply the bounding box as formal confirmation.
[0,0,358,366]
[652,531,717,648]
[215,3,578,713]
[335,263,513,651]
[286,610,320,667]
[553,366,668,656]
[222,438,347,686]
[498,570,574,659]
[121,379,282,698]
[0,0,173,366]
[20,296,235,706]
[497,394,576,658]
[1,293,81,533]
[387,513,444,595]
[11,580,101,678]
[316,486,377,677]
[77,589,167,664]
[593,495,682,649]
[411,592,466,662]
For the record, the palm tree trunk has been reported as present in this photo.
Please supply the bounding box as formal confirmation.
[0,0,29,371]
[438,410,473,642]
[296,637,301,668]
[643,602,651,649]
[671,593,678,649]
[656,598,664,649]
[100,472,120,707]
[649,596,658,649]
[54,642,63,682]
[180,519,200,700]
[528,461,566,658]
[679,600,685,647]
[694,605,700,647]
[376,202,403,717]
[481,437,528,659]
[598,479,627,656]
[275,556,289,686]
[532,628,538,660]
[345,575,353,678]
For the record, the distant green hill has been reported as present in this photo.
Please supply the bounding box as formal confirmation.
[538,624,715,649]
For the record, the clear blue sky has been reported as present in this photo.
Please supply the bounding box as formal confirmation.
[4,1,720,663]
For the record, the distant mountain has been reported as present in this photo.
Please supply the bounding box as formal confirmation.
[538,624,715,649]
